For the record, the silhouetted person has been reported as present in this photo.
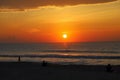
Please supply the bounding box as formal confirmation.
[18,56,21,62]
[42,60,47,67]
[106,64,113,72]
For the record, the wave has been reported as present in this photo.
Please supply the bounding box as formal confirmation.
[0,49,119,53]
[40,49,119,53]
[0,54,120,59]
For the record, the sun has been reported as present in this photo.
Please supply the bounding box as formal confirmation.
[63,34,67,39]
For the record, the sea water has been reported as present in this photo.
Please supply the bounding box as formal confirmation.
[0,42,120,65]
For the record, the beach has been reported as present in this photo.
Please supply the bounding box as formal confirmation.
[0,62,120,80]
[1,0,120,79]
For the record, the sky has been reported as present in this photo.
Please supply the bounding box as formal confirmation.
[0,0,120,43]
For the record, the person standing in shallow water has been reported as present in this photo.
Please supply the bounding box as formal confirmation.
[106,64,113,72]
[18,56,21,62]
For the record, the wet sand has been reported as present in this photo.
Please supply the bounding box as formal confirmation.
[0,62,120,80]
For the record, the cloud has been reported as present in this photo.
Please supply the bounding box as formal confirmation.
[0,0,117,10]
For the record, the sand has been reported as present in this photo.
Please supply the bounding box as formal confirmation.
[0,62,120,80]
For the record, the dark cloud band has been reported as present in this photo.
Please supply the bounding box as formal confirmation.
[0,0,117,9]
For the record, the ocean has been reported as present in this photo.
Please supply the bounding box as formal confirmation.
[0,42,120,65]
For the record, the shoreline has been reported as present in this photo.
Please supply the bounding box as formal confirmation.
[0,62,120,71]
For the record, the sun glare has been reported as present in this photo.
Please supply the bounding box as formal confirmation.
[63,34,67,39]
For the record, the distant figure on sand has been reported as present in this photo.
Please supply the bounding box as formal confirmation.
[42,60,47,67]
[106,64,113,72]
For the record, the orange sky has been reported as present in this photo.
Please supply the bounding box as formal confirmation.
[0,0,120,43]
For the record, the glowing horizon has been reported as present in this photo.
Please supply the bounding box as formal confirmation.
[0,0,120,43]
